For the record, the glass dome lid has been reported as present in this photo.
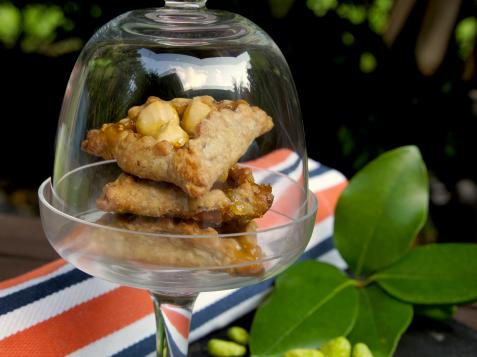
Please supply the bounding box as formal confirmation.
[53,0,309,227]
[39,4,317,353]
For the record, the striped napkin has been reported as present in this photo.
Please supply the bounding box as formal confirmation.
[0,150,348,356]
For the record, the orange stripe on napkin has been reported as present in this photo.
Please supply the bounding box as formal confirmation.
[315,181,347,223]
[245,148,293,168]
[0,259,66,290]
[257,181,347,230]
[161,305,190,339]
[0,287,152,356]
[257,182,305,229]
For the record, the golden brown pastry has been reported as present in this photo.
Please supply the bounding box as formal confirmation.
[96,165,273,225]
[81,96,274,197]
[85,214,263,275]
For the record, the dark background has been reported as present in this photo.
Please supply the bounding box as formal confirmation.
[1,0,476,243]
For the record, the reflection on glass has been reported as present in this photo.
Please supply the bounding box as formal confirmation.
[139,50,251,92]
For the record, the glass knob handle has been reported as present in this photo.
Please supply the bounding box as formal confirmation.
[165,0,206,9]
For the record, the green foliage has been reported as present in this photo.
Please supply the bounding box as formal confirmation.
[375,244,477,304]
[251,146,477,357]
[0,2,85,55]
[337,4,366,25]
[368,0,393,34]
[268,0,296,18]
[334,146,428,276]
[23,4,64,40]
[307,0,393,35]
[359,52,377,73]
[338,126,355,156]
[342,32,355,46]
[250,261,358,356]
[455,17,477,60]
[307,0,338,17]
[90,4,102,18]
[22,4,65,52]
[0,2,21,47]
[305,0,394,74]
[347,285,413,357]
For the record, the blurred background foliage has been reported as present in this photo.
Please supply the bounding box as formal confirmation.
[0,0,476,243]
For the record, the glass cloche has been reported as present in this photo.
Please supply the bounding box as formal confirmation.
[39,1,317,355]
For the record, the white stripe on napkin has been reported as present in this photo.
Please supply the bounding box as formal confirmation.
[191,290,268,342]
[67,314,156,357]
[1,156,347,356]
[0,264,75,298]
[309,170,347,191]
[0,278,118,340]
[318,250,347,270]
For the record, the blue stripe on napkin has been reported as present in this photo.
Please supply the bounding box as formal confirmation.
[0,269,91,315]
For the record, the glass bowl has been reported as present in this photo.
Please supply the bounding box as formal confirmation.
[39,1,316,355]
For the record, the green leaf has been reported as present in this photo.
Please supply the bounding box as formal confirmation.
[334,146,429,276]
[250,261,358,357]
[348,285,413,357]
[375,243,477,304]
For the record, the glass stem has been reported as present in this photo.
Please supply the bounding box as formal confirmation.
[151,292,198,357]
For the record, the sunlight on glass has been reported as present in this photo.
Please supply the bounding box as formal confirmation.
[0,2,21,48]
[139,50,252,91]
[90,58,113,68]
[360,52,377,73]
[456,17,477,60]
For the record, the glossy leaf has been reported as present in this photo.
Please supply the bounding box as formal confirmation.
[348,285,413,357]
[375,243,477,304]
[334,146,428,276]
[250,261,358,357]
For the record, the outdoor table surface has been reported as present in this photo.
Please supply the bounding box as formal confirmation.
[1,213,477,332]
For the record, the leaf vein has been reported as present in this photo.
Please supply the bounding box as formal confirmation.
[262,280,354,354]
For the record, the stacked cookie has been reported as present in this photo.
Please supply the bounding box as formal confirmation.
[81,96,274,275]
